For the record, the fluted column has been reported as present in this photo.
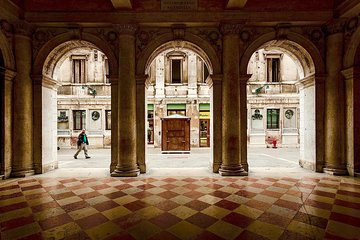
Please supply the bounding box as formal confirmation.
[219,24,247,176]
[111,24,140,177]
[323,20,348,175]
[3,69,16,178]
[342,67,360,176]
[11,21,34,177]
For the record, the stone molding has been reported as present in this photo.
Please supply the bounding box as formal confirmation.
[342,67,360,80]
[115,24,137,36]
[220,23,243,35]
[239,74,252,82]
[32,74,60,90]
[4,69,16,81]
[275,23,292,39]
[136,74,148,86]
[296,74,315,89]
[13,20,33,38]
[207,74,222,88]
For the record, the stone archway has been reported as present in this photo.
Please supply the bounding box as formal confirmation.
[0,30,15,178]
[136,37,222,173]
[240,31,326,172]
[33,34,118,174]
[343,27,360,176]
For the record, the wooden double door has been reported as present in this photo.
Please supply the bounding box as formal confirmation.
[161,118,190,152]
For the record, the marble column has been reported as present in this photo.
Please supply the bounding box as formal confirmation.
[342,67,360,176]
[219,24,247,176]
[3,69,16,178]
[109,75,118,173]
[11,21,35,177]
[136,74,147,173]
[111,24,140,177]
[323,21,348,175]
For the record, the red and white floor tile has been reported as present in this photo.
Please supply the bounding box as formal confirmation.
[1,175,360,239]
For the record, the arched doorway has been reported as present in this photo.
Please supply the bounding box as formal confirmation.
[241,37,325,173]
[33,36,117,174]
[140,40,218,174]
[137,39,221,172]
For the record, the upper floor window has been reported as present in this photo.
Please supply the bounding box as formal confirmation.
[266,56,280,83]
[71,55,87,84]
[171,59,182,83]
[105,110,111,130]
[202,62,209,83]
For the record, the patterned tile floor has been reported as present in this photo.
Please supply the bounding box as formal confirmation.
[1,175,360,240]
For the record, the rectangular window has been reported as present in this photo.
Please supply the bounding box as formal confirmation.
[167,103,186,116]
[171,59,181,83]
[267,109,280,129]
[105,110,111,130]
[267,58,280,82]
[147,104,154,119]
[73,110,86,130]
[104,58,109,84]
[72,56,86,84]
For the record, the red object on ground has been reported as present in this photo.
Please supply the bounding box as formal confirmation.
[272,139,277,148]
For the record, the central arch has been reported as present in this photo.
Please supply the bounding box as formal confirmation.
[240,31,325,172]
[136,38,221,174]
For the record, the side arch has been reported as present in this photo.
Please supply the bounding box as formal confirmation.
[344,27,360,68]
[240,31,325,76]
[136,32,221,75]
[0,31,15,70]
[33,32,118,76]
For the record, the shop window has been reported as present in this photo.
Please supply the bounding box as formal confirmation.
[73,110,86,130]
[167,103,186,116]
[105,110,111,130]
[267,109,280,129]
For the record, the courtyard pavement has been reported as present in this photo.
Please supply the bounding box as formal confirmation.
[43,146,314,178]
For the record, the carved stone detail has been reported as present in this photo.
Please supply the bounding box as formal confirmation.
[13,21,33,37]
[115,24,138,36]
[275,23,292,39]
[323,18,346,36]
[220,23,243,35]
[135,28,168,57]
[32,28,68,60]
[172,24,186,40]
[345,15,360,39]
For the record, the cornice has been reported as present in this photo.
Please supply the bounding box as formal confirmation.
[23,11,332,26]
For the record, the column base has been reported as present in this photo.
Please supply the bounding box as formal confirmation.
[11,169,35,178]
[323,167,348,176]
[111,166,140,177]
[219,164,248,176]
[138,164,146,174]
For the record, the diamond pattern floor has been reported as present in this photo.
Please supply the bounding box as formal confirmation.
[1,176,360,239]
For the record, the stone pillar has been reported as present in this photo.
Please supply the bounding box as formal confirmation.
[111,24,140,177]
[240,74,251,172]
[33,75,60,174]
[3,70,16,178]
[219,24,247,176]
[109,75,118,173]
[136,74,147,173]
[342,67,360,176]
[323,20,348,175]
[11,21,35,177]
[208,75,222,172]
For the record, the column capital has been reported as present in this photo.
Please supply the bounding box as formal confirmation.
[207,74,222,88]
[114,24,138,36]
[220,23,243,36]
[323,18,347,36]
[32,74,60,90]
[108,74,119,85]
[342,67,360,80]
[239,74,251,82]
[296,74,315,89]
[12,20,33,38]
[136,74,148,86]
[4,69,16,81]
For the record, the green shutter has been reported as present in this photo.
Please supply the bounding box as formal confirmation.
[167,104,186,110]
[147,104,154,110]
[199,103,210,111]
